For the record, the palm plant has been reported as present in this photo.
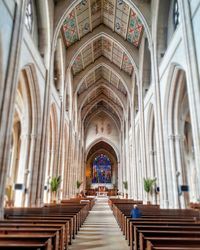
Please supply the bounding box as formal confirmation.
[123,181,128,190]
[5,185,14,207]
[76,180,83,189]
[50,176,61,202]
[76,180,83,197]
[143,177,156,203]
[123,181,128,198]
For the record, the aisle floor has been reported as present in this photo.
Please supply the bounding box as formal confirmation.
[69,197,129,250]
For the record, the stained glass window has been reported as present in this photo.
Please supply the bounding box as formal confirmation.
[25,0,33,33]
[92,154,111,183]
[173,0,180,30]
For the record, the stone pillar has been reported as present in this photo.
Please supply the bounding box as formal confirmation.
[150,41,169,208]
[168,135,180,208]
[23,133,39,207]
[178,0,200,196]
[0,0,26,218]
[62,123,70,199]
[174,134,188,208]
[57,95,64,177]
[15,133,29,207]
[149,150,156,204]
[138,84,147,202]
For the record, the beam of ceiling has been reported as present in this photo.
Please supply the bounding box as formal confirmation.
[78,79,127,111]
[65,24,139,70]
[73,56,132,94]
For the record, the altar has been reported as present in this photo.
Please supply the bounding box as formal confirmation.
[96,186,108,197]
[91,183,113,189]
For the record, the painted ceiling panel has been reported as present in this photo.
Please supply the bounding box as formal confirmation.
[72,54,83,75]
[75,0,90,38]
[127,10,143,46]
[121,54,133,75]
[72,36,133,77]
[62,10,78,47]
[62,0,143,48]
[80,65,127,98]
[115,0,129,39]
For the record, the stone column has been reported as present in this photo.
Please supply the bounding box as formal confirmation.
[150,41,169,208]
[24,133,39,207]
[57,95,64,177]
[0,0,26,218]
[174,134,188,208]
[168,134,180,208]
[15,133,29,207]
[62,123,70,199]
[178,0,200,196]
[149,150,156,204]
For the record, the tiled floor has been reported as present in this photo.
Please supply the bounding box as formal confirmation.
[69,197,129,250]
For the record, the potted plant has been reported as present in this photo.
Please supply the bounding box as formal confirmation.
[123,181,128,199]
[50,176,61,203]
[143,177,156,204]
[76,180,83,197]
[5,184,14,207]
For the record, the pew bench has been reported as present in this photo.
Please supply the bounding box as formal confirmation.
[139,230,200,250]
[146,237,200,250]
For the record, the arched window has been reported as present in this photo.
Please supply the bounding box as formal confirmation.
[92,154,111,183]
[25,0,33,33]
[173,0,180,30]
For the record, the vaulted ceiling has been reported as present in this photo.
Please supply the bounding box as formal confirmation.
[59,0,144,144]
[62,0,143,48]
[71,36,134,76]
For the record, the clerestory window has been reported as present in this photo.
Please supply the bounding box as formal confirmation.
[173,0,180,30]
[25,0,33,33]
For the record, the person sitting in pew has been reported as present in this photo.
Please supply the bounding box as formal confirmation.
[130,204,142,218]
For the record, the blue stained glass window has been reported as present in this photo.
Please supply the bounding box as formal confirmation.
[92,154,112,183]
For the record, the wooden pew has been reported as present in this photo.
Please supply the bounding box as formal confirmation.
[2,198,94,249]
[0,220,69,249]
[134,225,200,250]
[146,238,200,250]
[130,221,200,250]
[0,227,62,250]
[0,234,54,250]
[139,230,200,250]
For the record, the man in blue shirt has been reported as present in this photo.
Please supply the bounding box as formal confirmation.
[130,204,142,218]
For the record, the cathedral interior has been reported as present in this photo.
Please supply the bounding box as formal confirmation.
[0,0,200,249]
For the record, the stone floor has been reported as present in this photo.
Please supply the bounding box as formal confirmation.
[69,197,129,250]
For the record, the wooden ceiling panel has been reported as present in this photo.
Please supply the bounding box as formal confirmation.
[62,0,143,48]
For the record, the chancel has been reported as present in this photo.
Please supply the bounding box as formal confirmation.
[0,0,200,249]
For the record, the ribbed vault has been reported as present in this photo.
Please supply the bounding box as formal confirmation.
[56,0,146,183]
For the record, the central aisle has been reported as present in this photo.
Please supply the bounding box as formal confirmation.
[69,197,129,250]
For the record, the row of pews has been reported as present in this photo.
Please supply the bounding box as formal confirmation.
[0,197,94,249]
[110,198,200,250]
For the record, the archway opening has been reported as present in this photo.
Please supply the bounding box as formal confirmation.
[85,141,118,196]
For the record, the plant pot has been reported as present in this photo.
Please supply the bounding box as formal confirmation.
[51,191,57,203]
[6,200,14,208]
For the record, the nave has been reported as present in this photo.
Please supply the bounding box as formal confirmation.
[1,0,200,248]
[69,197,129,250]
